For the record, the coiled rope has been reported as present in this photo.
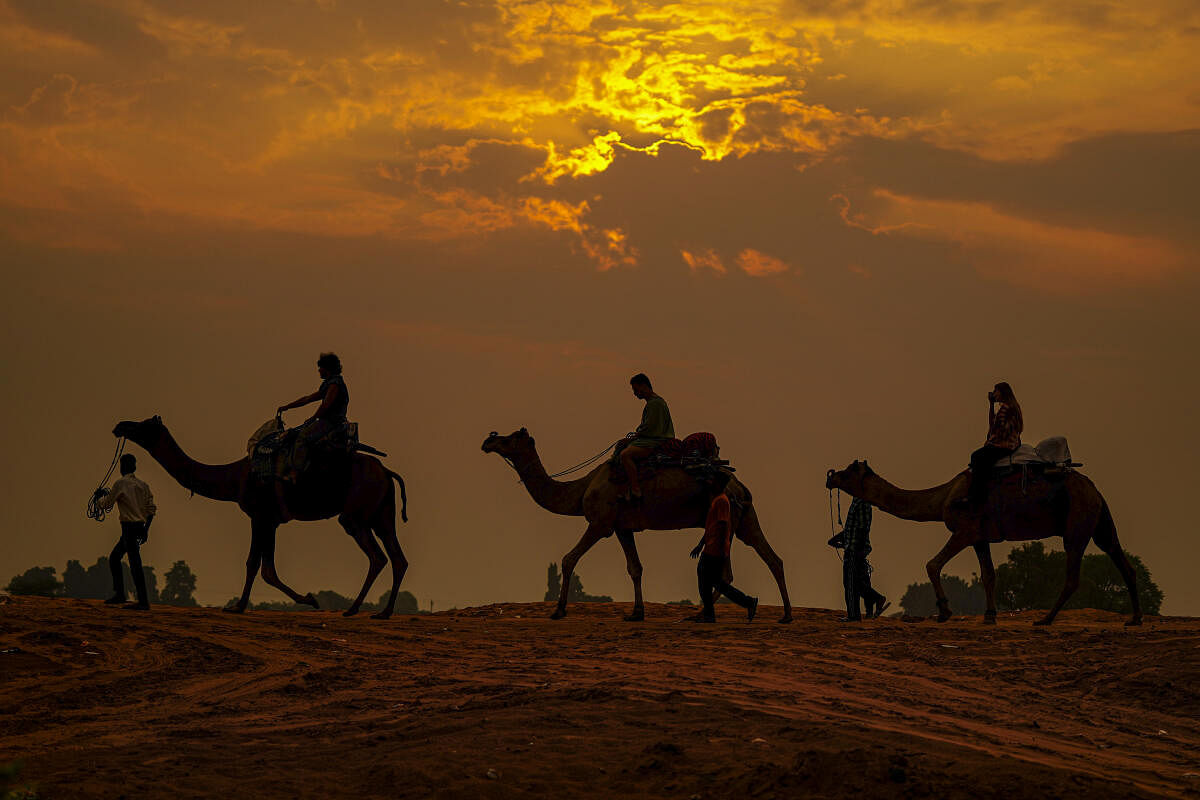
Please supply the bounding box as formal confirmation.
[86,437,126,522]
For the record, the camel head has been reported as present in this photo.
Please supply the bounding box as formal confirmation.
[826,459,874,494]
[113,415,168,449]
[481,428,535,460]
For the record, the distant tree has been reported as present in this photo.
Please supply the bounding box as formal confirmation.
[373,589,419,614]
[544,562,612,603]
[899,574,986,617]
[5,566,61,597]
[62,559,109,599]
[996,541,1162,615]
[60,557,158,602]
[898,543,1164,617]
[160,561,198,606]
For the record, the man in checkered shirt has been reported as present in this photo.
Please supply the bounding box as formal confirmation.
[828,497,888,621]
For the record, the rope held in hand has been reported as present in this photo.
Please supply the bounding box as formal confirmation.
[86,437,126,522]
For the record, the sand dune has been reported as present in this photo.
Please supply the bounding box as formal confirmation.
[2,596,1198,798]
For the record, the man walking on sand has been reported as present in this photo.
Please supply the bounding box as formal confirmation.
[828,497,888,621]
[93,453,156,610]
[688,471,757,623]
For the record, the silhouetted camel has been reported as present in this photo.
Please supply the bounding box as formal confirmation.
[826,460,1141,626]
[112,416,409,618]
[483,428,792,622]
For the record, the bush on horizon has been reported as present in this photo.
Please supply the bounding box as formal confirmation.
[898,541,1163,616]
[225,588,420,613]
[544,562,613,603]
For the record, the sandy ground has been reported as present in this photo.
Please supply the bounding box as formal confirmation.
[1,596,1198,799]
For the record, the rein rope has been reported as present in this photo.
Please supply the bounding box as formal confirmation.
[500,438,622,485]
[546,439,622,479]
[86,437,126,522]
[828,486,844,563]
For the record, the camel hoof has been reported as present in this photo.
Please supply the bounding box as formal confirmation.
[342,608,360,618]
[549,608,566,620]
[623,610,645,622]
[983,615,997,626]
[301,592,319,610]
[1126,617,1143,627]
[777,614,793,624]
[937,611,952,623]
[371,611,392,621]
[1033,616,1053,626]
[223,605,246,614]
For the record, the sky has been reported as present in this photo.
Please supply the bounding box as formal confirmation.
[2,0,1198,614]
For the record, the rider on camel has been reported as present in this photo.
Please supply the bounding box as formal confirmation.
[965,381,1023,506]
[620,373,674,503]
[277,352,349,481]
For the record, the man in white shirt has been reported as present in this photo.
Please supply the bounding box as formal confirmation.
[93,453,157,610]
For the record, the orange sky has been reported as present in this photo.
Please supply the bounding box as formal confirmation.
[2,0,1198,613]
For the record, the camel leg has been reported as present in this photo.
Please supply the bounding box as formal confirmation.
[370,506,409,621]
[226,517,269,613]
[973,542,997,624]
[615,530,644,622]
[551,522,611,620]
[252,521,319,608]
[1092,502,1142,626]
[735,505,792,623]
[338,512,387,618]
[1035,542,1085,626]
[927,531,973,622]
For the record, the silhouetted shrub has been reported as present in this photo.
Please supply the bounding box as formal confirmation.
[898,542,1163,616]
[5,567,61,597]
[160,561,199,606]
[545,562,613,602]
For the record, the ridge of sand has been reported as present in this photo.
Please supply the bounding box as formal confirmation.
[2,596,1198,799]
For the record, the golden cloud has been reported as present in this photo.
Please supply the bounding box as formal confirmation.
[681,248,726,274]
[736,248,790,276]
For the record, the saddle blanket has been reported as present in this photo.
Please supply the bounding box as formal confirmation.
[992,436,1075,469]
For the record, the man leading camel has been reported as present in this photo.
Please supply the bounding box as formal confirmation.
[93,453,156,610]
[620,373,674,502]
[827,497,888,621]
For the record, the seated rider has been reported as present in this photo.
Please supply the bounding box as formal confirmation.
[965,380,1023,506]
[620,373,673,502]
[277,352,349,481]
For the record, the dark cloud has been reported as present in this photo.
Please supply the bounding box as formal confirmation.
[844,131,1200,243]
[9,0,167,62]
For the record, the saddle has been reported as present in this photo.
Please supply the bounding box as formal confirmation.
[248,418,359,484]
[990,436,1080,473]
[610,431,732,485]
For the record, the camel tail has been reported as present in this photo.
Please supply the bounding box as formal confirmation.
[386,469,408,523]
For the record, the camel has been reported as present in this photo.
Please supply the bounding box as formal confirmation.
[825,460,1141,626]
[482,428,792,622]
[111,416,410,618]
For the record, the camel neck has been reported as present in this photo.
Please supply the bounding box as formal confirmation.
[141,428,247,502]
[855,472,961,522]
[510,449,593,517]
